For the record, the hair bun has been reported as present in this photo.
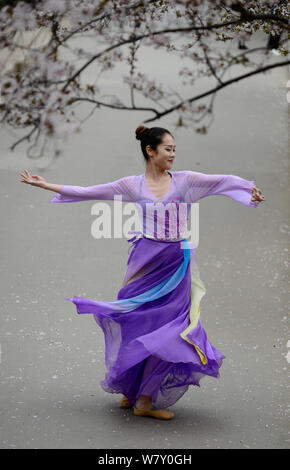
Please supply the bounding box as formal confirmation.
[135,125,149,141]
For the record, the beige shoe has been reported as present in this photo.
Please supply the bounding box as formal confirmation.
[119,396,132,408]
[133,407,174,420]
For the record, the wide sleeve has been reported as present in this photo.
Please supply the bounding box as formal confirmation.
[49,175,137,203]
[183,170,259,207]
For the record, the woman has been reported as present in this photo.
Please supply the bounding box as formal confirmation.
[20,125,265,420]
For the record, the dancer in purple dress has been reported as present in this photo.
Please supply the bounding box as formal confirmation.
[20,125,265,420]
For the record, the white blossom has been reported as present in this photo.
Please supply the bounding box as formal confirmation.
[0,0,287,157]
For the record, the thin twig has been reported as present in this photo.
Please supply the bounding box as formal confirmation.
[143,59,290,123]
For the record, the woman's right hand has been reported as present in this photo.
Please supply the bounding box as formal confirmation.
[20,169,47,189]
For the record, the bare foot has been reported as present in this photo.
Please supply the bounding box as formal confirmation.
[134,408,174,420]
[119,396,132,409]
[135,395,152,411]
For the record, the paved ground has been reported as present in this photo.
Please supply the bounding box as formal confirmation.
[0,30,289,449]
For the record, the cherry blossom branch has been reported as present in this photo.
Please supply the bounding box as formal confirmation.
[230,1,289,26]
[68,97,159,116]
[48,0,157,56]
[10,123,39,151]
[143,59,290,122]
[62,9,289,91]
[67,57,289,124]
[0,0,289,156]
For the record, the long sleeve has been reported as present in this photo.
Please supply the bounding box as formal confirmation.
[183,170,259,207]
[50,175,137,203]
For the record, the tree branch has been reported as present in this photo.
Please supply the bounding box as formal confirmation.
[15,2,286,91]
[230,2,289,25]
[143,59,290,122]
[48,0,157,56]
[10,123,39,151]
[69,97,159,116]
[62,8,289,91]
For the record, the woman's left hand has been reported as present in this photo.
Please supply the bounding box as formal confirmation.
[251,186,265,203]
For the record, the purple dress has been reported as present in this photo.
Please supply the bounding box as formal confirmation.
[50,170,259,409]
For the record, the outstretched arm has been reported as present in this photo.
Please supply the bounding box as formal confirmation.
[184,171,265,207]
[49,176,136,203]
[20,169,137,203]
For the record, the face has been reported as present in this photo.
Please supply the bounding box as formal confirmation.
[146,133,176,170]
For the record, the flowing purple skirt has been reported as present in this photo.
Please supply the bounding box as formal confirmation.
[66,234,225,409]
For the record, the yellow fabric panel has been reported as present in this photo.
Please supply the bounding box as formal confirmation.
[180,272,208,365]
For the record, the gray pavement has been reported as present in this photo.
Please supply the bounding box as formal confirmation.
[0,31,289,449]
